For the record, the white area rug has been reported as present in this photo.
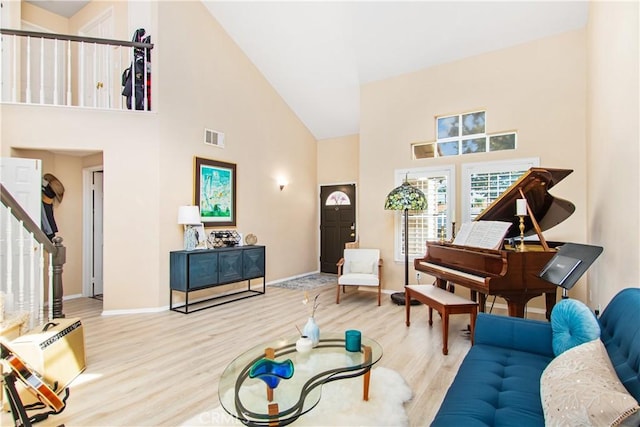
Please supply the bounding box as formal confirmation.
[181,367,412,426]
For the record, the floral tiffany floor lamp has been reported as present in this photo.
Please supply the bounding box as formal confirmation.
[384,179,428,305]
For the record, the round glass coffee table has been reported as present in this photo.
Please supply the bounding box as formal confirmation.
[218,333,383,426]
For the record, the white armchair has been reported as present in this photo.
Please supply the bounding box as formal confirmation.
[336,249,382,306]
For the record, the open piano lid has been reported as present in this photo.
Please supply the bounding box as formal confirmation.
[474,167,575,239]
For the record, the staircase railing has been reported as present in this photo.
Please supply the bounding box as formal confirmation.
[0,183,66,325]
[0,28,153,110]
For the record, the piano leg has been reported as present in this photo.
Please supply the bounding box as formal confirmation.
[507,301,526,318]
[544,291,557,320]
[480,293,487,313]
[504,291,557,318]
[470,291,487,313]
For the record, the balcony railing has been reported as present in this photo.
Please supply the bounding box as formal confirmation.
[0,28,153,111]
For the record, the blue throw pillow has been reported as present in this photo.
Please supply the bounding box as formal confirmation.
[551,298,601,356]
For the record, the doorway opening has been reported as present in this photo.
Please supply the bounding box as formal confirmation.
[319,184,356,274]
[83,166,104,300]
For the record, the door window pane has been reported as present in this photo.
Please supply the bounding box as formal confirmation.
[325,191,351,206]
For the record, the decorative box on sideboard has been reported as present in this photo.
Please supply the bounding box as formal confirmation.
[169,245,265,314]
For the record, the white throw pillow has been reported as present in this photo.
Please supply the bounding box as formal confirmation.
[349,261,374,274]
[540,339,640,426]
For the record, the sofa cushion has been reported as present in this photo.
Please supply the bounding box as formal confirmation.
[598,288,640,402]
[431,343,553,427]
[551,298,600,356]
[541,339,640,426]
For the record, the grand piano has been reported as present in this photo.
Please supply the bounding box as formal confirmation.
[414,167,575,319]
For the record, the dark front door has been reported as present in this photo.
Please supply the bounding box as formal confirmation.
[320,184,356,273]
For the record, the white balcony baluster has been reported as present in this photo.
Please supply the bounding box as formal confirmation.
[12,35,18,102]
[79,41,85,107]
[66,39,72,105]
[93,42,97,108]
[39,37,45,104]
[53,39,59,105]
[25,36,31,103]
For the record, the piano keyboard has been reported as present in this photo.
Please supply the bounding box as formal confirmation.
[417,262,485,284]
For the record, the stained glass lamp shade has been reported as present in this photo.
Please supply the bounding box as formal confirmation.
[384,180,427,304]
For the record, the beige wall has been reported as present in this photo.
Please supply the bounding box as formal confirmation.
[154,1,318,296]
[1,0,319,312]
[317,134,359,185]
[360,29,588,310]
[586,1,640,308]
[21,2,69,32]
[2,105,161,311]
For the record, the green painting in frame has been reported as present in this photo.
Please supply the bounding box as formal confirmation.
[195,157,236,227]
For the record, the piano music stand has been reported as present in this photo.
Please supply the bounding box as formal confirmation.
[537,243,603,298]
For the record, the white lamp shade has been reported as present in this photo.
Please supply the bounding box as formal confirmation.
[178,206,201,225]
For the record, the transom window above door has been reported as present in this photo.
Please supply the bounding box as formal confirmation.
[325,191,351,206]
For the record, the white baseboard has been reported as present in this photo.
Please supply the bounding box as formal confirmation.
[101,306,168,316]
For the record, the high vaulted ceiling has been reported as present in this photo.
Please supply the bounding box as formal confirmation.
[26,1,590,140]
[203,1,588,140]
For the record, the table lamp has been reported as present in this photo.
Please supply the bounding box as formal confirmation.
[384,178,427,305]
[178,205,201,250]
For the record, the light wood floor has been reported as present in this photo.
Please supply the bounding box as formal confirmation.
[4,285,488,426]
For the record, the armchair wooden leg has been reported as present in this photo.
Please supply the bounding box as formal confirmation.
[336,284,340,304]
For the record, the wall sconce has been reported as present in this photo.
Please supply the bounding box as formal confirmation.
[278,178,288,191]
[177,205,201,251]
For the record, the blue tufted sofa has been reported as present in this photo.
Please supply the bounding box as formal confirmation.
[431,288,640,426]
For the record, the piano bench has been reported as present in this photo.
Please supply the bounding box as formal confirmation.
[405,285,478,355]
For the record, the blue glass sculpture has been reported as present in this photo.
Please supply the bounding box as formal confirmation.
[249,358,294,389]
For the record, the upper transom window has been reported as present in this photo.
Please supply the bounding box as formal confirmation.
[412,110,517,159]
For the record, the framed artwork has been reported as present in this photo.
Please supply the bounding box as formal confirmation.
[193,223,207,249]
[195,157,236,227]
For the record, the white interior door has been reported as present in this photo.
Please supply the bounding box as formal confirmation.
[92,171,104,296]
[0,157,42,313]
[79,9,113,108]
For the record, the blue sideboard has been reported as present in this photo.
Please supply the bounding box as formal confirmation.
[169,245,266,313]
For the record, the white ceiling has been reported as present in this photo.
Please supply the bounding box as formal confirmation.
[26,1,589,140]
[25,0,88,18]
[203,1,588,140]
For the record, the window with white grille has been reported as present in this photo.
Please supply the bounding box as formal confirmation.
[412,110,517,159]
[392,166,455,262]
[461,158,539,224]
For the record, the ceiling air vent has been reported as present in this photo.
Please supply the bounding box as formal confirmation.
[204,128,225,148]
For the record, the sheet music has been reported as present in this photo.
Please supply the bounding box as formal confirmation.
[453,221,513,250]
